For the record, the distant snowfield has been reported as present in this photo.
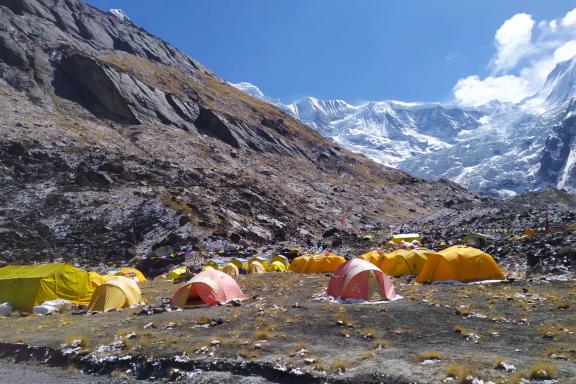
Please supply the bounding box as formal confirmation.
[231,56,576,196]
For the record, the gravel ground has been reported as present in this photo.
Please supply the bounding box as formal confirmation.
[0,360,138,383]
[0,360,271,384]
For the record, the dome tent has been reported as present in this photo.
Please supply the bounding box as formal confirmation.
[247,256,268,270]
[327,259,396,301]
[416,245,504,283]
[248,261,265,274]
[358,250,385,267]
[230,258,248,273]
[379,248,435,276]
[288,253,346,273]
[88,276,141,312]
[271,255,290,268]
[268,260,286,272]
[222,263,239,276]
[171,269,246,308]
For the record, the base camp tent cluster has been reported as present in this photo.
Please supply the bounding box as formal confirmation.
[356,246,504,283]
[202,254,291,275]
[0,244,505,315]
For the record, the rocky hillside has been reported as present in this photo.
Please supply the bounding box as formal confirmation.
[0,0,481,263]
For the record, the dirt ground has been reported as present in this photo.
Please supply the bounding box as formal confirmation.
[0,272,575,383]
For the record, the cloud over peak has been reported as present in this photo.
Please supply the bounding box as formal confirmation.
[454,8,576,107]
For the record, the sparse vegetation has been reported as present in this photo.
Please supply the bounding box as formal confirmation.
[445,363,476,381]
[330,360,348,373]
[529,360,557,380]
[416,351,445,363]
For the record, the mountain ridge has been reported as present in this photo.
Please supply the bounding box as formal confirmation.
[233,56,576,196]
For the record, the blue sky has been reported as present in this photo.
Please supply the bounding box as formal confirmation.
[86,1,576,105]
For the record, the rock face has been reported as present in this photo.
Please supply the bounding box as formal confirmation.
[0,0,481,263]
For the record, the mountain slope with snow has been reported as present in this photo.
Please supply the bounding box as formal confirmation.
[232,56,576,196]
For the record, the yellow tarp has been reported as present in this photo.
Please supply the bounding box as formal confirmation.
[380,248,433,276]
[167,266,188,280]
[0,263,94,312]
[391,234,421,244]
[416,246,504,283]
[288,254,346,273]
[88,276,141,312]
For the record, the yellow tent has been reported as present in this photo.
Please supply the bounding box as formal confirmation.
[88,276,141,312]
[222,263,239,276]
[379,248,433,276]
[271,255,290,268]
[230,258,248,271]
[247,256,268,270]
[268,260,286,272]
[288,254,346,273]
[391,234,421,245]
[201,265,215,272]
[114,268,146,282]
[0,263,94,312]
[203,260,225,271]
[88,272,109,288]
[358,250,385,267]
[248,261,266,274]
[416,246,504,283]
[167,266,188,281]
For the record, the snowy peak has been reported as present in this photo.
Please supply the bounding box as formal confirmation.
[529,56,576,107]
[233,64,576,196]
[231,82,266,99]
[109,8,130,21]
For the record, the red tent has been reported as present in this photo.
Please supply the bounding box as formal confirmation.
[171,269,246,308]
[327,258,396,301]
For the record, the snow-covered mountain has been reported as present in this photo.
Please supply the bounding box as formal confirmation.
[232,56,576,196]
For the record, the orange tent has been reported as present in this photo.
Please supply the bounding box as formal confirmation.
[416,245,504,283]
[327,259,396,301]
[379,248,435,276]
[357,250,385,267]
[288,253,346,273]
[171,269,246,308]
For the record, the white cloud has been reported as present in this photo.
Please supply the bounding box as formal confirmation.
[492,13,535,72]
[561,8,576,27]
[454,75,532,106]
[553,40,576,62]
[454,8,576,107]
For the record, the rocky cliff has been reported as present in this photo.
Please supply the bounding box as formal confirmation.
[0,0,481,263]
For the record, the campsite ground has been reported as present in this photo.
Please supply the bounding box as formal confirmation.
[0,272,575,383]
